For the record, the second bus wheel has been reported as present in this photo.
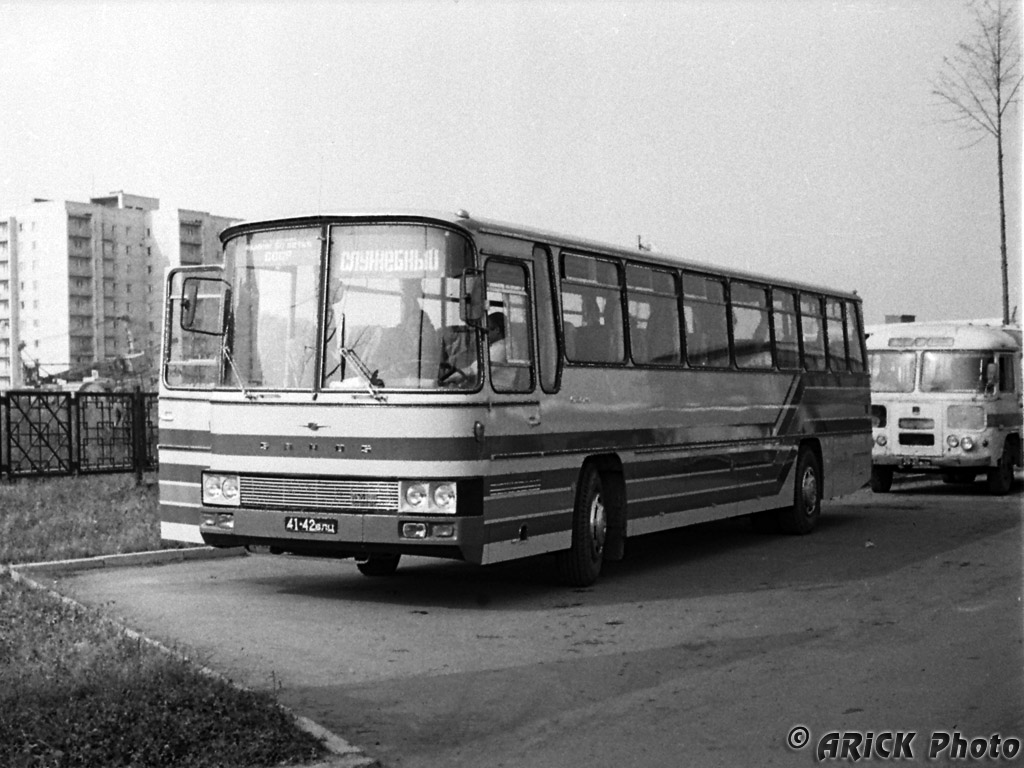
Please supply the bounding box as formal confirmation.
[778,447,822,535]
[869,465,894,493]
[356,553,401,577]
[556,465,607,587]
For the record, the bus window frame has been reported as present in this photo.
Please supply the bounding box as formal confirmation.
[825,296,849,373]
[624,261,684,369]
[484,256,537,394]
[682,270,731,370]
[730,279,774,371]
[559,250,628,367]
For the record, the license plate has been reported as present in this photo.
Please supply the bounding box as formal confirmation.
[284,516,338,535]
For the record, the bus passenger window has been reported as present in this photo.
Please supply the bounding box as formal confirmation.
[773,290,801,370]
[682,274,729,368]
[561,254,625,364]
[732,282,772,369]
[845,300,866,372]
[800,295,826,371]
[626,264,681,365]
[826,298,848,371]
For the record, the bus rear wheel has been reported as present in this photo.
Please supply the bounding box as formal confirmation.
[356,553,401,577]
[869,465,894,493]
[779,448,821,535]
[556,465,606,587]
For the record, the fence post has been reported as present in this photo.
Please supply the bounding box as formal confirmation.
[132,386,146,486]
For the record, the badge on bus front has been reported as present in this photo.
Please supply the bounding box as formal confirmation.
[284,516,338,535]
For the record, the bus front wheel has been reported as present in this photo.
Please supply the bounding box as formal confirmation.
[870,465,894,493]
[779,448,821,535]
[987,446,1015,495]
[356,553,401,577]
[556,465,606,587]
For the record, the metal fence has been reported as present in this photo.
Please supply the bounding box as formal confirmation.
[0,389,157,479]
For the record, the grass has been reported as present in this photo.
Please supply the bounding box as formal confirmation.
[0,473,330,768]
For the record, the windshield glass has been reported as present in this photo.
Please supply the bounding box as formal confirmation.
[921,351,993,393]
[869,351,917,393]
[220,227,323,389]
[323,223,479,391]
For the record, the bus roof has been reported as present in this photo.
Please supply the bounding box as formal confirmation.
[865,320,1022,352]
[218,209,863,301]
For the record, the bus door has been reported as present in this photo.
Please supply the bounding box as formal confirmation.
[482,258,542,456]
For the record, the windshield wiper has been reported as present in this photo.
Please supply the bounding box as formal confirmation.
[222,342,260,400]
[340,346,387,402]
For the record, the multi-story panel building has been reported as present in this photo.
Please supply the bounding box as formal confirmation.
[0,191,237,390]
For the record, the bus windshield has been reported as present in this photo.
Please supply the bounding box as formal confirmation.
[180,223,480,392]
[869,351,916,393]
[920,351,993,393]
[323,223,478,391]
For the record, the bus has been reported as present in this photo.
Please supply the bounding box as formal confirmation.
[866,320,1022,495]
[158,210,872,586]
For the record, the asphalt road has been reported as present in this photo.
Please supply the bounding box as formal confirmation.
[49,478,1023,768]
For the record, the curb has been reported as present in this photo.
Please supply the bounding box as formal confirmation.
[1,564,380,768]
[9,545,248,574]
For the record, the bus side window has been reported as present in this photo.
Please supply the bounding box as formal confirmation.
[531,245,560,392]
[626,264,681,365]
[485,260,534,393]
[732,282,772,369]
[826,298,848,372]
[560,253,625,364]
[998,355,1016,393]
[800,294,826,371]
[846,300,866,372]
[683,273,729,368]
[773,289,801,370]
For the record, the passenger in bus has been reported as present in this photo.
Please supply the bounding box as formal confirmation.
[378,280,441,382]
[440,311,507,388]
[487,312,507,364]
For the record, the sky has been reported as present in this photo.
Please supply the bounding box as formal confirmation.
[1,0,1021,325]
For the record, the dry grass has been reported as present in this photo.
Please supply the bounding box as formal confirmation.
[0,473,329,768]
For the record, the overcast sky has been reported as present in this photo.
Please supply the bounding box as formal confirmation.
[1,0,1020,324]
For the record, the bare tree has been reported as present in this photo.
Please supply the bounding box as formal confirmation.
[933,0,1022,325]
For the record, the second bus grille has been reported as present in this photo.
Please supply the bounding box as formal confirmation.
[239,477,401,511]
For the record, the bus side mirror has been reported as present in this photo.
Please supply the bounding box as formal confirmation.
[181,276,230,336]
[460,269,485,328]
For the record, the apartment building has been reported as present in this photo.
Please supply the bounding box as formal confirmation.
[0,191,238,389]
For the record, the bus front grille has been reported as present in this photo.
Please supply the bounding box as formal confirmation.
[898,433,935,447]
[239,477,401,511]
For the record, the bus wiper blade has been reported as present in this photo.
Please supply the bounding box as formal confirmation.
[223,343,259,400]
[340,347,387,402]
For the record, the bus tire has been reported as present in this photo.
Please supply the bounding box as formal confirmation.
[356,553,401,577]
[986,446,1015,496]
[556,465,607,587]
[779,447,821,535]
[869,465,894,493]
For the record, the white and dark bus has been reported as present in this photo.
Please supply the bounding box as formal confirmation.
[867,320,1022,494]
[159,210,872,586]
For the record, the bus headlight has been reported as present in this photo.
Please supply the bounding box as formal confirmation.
[399,480,458,514]
[875,435,887,447]
[404,482,428,508]
[202,473,240,506]
[947,435,960,448]
[433,483,457,512]
[961,436,975,451]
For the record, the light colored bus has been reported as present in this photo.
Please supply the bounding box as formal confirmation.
[866,320,1022,494]
[159,210,871,586]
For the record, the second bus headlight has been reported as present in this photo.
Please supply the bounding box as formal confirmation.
[399,480,457,514]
